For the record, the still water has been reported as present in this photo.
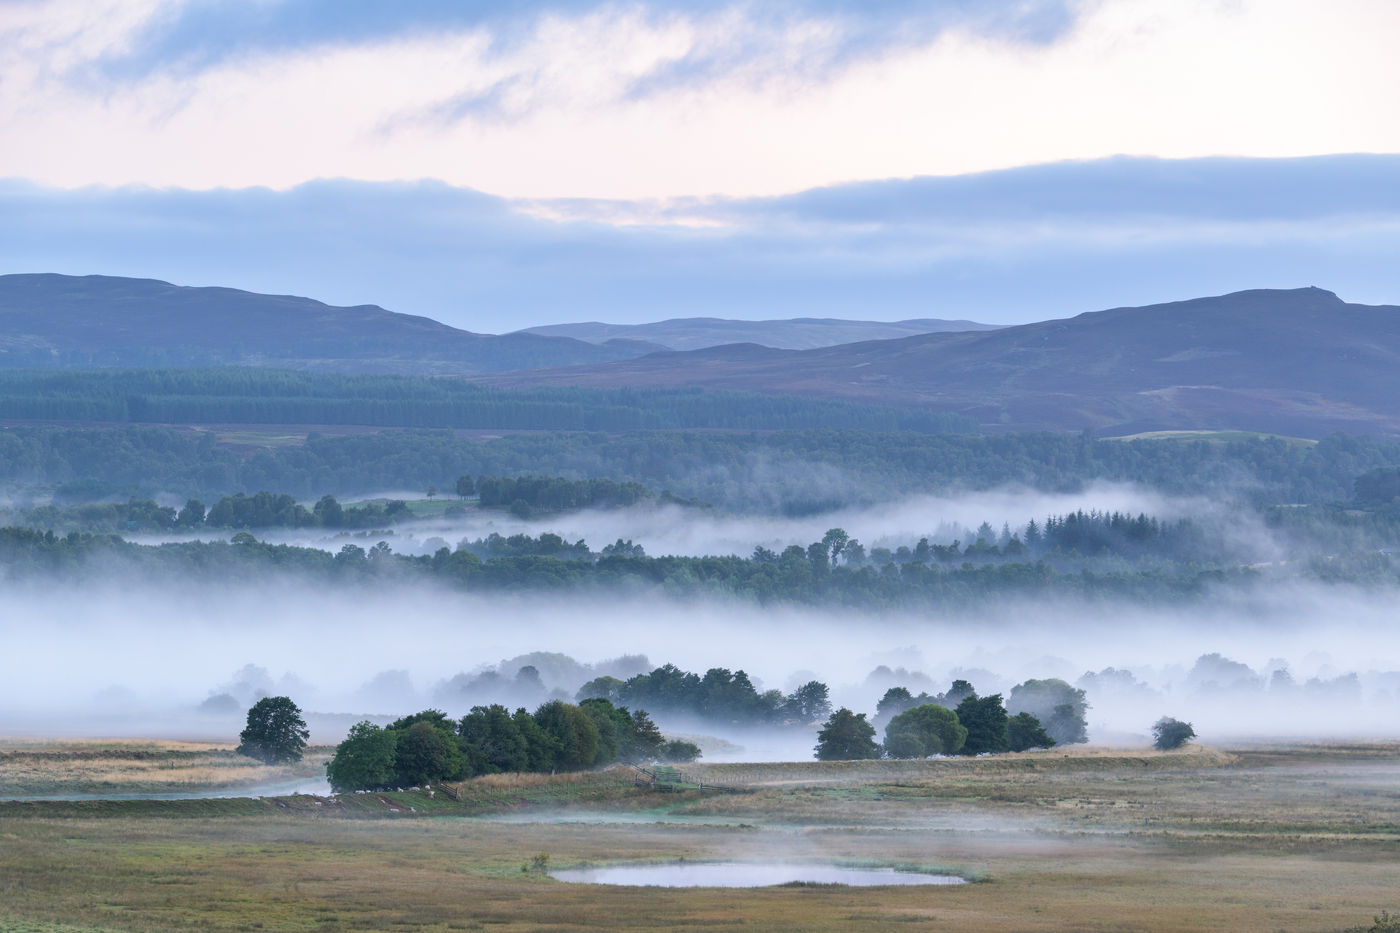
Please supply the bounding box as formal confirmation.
[550,862,966,887]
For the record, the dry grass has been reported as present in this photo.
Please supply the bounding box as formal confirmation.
[463,767,630,790]
[0,739,331,796]
[686,743,1234,786]
[1,743,1398,932]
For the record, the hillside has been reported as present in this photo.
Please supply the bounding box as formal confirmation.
[0,274,659,374]
[479,288,1400,437]
[517,316,999,350]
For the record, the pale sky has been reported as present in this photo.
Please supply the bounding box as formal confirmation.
[1,0,1397,329]
[2,0,1397,199]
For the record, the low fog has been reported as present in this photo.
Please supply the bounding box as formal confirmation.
[127,481,1241,560]
[3,575,1398,756]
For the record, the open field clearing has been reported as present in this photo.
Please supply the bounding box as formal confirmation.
[1,744,1398,932]
[0,739,332,797]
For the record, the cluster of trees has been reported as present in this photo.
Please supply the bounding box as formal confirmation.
[9,523,1397,602]
[3,422,1397,511]
[816,678,1087,760]
[457,532,594,561]
[470,475,655,516]
[577,664,832,728]
[325,698,691,793]
[1355,467,1400,506]
[859,512,1218,567]
[4,493,411,534]
[209,493,412,530]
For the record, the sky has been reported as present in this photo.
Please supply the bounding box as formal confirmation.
[2,0,1397,332]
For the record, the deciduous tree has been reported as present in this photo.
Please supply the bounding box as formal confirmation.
[236,696,309,764]
[814,708,879,761]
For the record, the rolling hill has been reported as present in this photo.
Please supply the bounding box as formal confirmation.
[479,288,1400,438]
[517,316,999,350]
[0,274,661,374]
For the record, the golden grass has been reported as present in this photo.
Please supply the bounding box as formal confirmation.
[686,743,1234,786]
[0,740,332,795]
[464,768,627,790]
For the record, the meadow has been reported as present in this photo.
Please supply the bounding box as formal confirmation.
[0,740,331,798]
[1,742,1398,932]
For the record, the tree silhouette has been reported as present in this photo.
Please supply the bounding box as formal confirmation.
[237,696,309,764]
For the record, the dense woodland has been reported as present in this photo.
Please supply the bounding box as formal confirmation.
[2,422,1398,510]
[0,369,974,433]
[2,377,1399,600]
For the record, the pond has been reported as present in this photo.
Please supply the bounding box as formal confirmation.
[549,861,966,888]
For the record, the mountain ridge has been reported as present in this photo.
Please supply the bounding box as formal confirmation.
[517,315,1000,350]
[4,274,1397,438]
[0,273,661,374]
[475,287,1400,438]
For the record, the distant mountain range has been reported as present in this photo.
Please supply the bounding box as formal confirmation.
[0,274,657,374]
[3,274,1397,437]
[517,317,999,351]
[481,288,1400,437]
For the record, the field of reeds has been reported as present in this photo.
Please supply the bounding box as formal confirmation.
[0,738,332,797]
[1,741,1398,932]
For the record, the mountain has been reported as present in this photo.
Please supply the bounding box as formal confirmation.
[0,274,661,374]
[517,316,1000,351]
[478,288,1400,438]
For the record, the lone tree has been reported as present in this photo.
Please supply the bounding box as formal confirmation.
[1152,716,1196,750]
[237,696,309,764]
[814,708,880,761]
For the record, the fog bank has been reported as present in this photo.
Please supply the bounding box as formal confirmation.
[3,578,1398,754]
[129,481,1231,559]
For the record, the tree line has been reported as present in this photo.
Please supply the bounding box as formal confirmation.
[577,664,832,728]
[5,472,677,533]
[815,677,1089,760]
[2,424,1397,510]
[7,524,1397,604]
[325,699,697,793]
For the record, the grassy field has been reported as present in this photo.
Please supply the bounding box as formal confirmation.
[1,743,1398,932]
[0,739,332,797]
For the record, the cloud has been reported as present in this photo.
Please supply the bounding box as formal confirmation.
[2,155,1398,330]
[0,0,1396,198]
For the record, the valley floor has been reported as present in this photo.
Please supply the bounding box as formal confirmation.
[1,743,1397,932]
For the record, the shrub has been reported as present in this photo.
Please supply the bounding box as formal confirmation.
[1151,716,1196,750]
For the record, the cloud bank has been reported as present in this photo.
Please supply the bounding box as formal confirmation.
[3,155,1397,330]
[1,0,1396,198]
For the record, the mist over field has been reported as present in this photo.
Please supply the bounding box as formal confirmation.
[4,575,1397,754]
[126,481,1239,559]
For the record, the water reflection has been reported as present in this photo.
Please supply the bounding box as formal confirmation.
[550,861,966,887]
